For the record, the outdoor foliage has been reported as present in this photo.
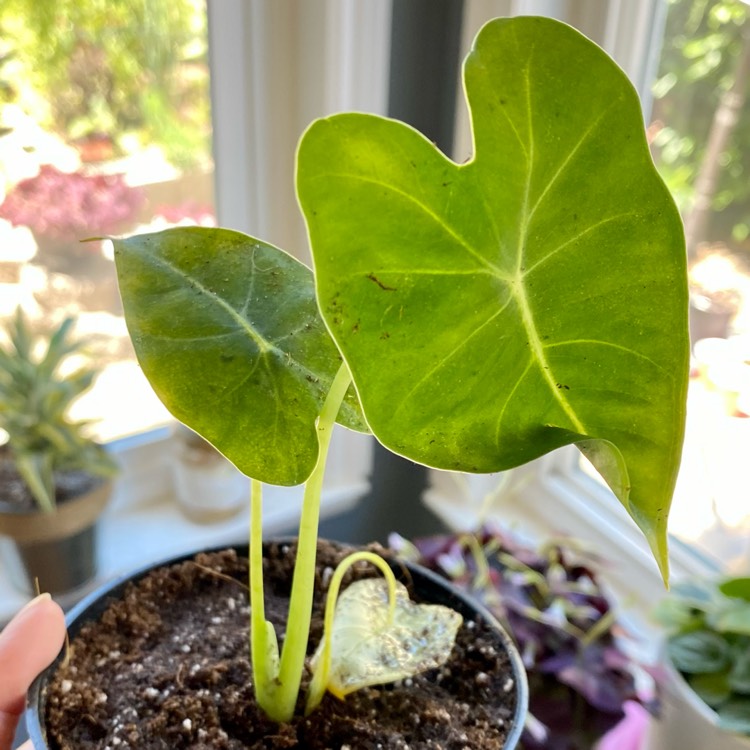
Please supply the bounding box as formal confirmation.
[651,0,750,247]
[392,527,654,750]
[0,0,211,168]
[0,165,143,242]
[654,576,750,736]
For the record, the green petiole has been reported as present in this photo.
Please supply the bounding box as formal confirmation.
[251,362,352,723]
[304,551,398,714]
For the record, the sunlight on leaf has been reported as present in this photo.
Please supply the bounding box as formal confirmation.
[298,16,689,581]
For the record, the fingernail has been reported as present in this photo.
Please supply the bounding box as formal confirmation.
[19,592,51,615]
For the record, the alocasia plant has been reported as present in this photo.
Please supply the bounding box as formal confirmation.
[112,16,688,724]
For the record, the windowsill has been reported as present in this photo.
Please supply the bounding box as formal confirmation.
[423,445,722,663]
[0,427,372,625]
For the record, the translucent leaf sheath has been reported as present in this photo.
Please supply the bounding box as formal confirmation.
[298,17,689,578]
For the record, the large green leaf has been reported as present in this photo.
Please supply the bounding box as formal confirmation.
[297,17,688,578]
[113,227,366,486]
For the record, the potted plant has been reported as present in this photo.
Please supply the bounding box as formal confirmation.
[169,423,248,523]
[391,526,657,749]
[0,309,117,596]
[27,16,689,749]
[646,576,750,749]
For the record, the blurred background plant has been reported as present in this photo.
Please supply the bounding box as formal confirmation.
[0,309,117,513]
[0,165,144,245]
[391,526,656,750]
[0,0,211,171]
[653,575,750,735]
[651,0,750,260]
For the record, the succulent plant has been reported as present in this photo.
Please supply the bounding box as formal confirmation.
[391,525,655,749]
[0,309,117,512]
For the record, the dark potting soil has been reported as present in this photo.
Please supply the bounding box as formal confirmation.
[45,542,517,749]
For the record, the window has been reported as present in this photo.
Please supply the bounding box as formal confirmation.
[0,0,214,440]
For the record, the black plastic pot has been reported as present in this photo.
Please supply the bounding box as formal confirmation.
[27,540,528,748]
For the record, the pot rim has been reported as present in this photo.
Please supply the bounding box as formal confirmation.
[26,539,529,749]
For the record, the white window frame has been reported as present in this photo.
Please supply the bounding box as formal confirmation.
[207,0,392,265]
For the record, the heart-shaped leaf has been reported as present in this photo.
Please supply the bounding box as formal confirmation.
[113,227,367,486]
[298,17,688,578]
[309,577,462,698]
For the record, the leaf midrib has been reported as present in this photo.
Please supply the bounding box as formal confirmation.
[512,52,586,436]
[136,249,342,395]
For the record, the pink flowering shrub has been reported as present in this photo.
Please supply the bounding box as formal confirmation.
[0,165,144,243]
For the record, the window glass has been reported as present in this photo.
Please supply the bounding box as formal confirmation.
[0,0,214,440]
[580,0,750,568]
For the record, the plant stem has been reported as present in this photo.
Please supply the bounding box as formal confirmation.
[273,361,352,721]
[249,478,281,717]
[305,550,397,714]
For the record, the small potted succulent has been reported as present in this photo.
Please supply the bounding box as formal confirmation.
[0,309,117,595]
[27,16,688,749]
[646,576,750,750]
[391,526,657,750]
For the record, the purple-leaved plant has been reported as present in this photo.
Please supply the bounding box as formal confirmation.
[391,525,657,750]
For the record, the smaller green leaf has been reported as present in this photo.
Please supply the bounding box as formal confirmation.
[720,578,750,602]
[309,577,462,699]
[669,631,731,674]
[113,227,367,486]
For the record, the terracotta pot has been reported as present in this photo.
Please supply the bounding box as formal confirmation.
[26,540,528,749]
[0,480,111,595]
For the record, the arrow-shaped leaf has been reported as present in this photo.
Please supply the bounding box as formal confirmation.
[113,227,367,486]
[298,17,688,578]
